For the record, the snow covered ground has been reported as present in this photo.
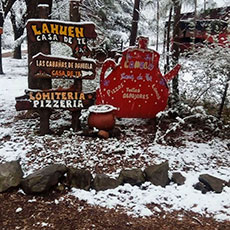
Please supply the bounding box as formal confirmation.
[0,55,230,222]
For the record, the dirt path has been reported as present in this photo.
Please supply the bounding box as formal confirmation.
[0,189,230,230]
[2,50,27,58]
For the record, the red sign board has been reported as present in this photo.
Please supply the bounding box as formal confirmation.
[31,53,96,80]
[96,36,180,118]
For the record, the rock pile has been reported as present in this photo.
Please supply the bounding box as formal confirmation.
[0,160,229,195]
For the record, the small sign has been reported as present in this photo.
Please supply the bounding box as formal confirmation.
[96,36,180,118]
[31,53,96,79]
[16,90,95,110]
[27,19,97,53]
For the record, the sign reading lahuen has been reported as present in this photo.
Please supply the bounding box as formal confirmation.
[15,90,95,110]
[31,53,96,79]
[27,19,97,52]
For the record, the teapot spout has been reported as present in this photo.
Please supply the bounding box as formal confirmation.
[164,64,181,82]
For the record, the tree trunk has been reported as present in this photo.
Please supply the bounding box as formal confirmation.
[171,0,182,105]
[0,35,3,74]
[164,7,172,75]
[130,0,140,46]
[13,45,21,59]
[218,75,230,119]
[156,0,160,51]
[10,10,25,59]
[70,0,82,131]
[0,10,4,74]
[193,0,197,47]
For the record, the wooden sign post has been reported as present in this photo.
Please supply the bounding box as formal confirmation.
[16,4,97,135]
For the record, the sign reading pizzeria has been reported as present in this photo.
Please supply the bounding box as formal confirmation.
[27,90,95,109]
[16,90,95,111]
[27,19,97,53]
[31,53,96,79]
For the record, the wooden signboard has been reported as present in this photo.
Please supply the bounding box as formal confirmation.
[96,36,180,118]
[16,90,95,111]
[15,4,98,135]
[27,19,97,53]
[31,53,96,79]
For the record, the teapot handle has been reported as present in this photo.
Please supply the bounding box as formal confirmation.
[100,59,116,84]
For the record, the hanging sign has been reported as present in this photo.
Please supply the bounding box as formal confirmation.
[31,53,96,79]
[16,90,95,111]
[27,19,97,53]
[96,36,181,118]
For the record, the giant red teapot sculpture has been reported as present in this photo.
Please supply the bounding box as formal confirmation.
[96,36,181,118]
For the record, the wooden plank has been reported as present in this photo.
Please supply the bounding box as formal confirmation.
[16,91,96,111]
[30,53,96,80]
[27,19,97,53]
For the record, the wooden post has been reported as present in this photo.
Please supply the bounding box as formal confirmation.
[171,0,182,105]
[70,0,82,131]
[28,4,52,135]
[69,0,81,22]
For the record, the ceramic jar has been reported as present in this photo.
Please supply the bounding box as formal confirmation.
[88,104,117,130]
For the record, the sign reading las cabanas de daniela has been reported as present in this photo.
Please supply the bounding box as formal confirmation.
[30,53,96,80]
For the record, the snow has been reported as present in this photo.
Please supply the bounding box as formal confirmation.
[0,55,229,222]
[15,207,23,213]
[26,19,96,26]
[88,104,117,113]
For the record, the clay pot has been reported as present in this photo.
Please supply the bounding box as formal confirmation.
[88,105,117,131]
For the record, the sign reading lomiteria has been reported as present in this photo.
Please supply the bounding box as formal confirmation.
[27,90,95,109]
[27,19,97,51]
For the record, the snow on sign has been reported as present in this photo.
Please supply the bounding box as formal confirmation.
[96,36,181,118]
[27,19,97,53]
[31,53,96,80]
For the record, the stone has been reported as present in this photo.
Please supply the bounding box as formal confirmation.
[0,161,23,192]
[144,161,170,187]
[108,127,122,138]
[93,174,120,191]
[193,182,209,194]
[118,168,145,186]
[81,129,98,138]
[67,168,92,190]
[21,164,67,194]
[171,172,186,186]
[98,130,110,139]
[227,143,230,150]
[226,180,230,187]
[199,174,226,193]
